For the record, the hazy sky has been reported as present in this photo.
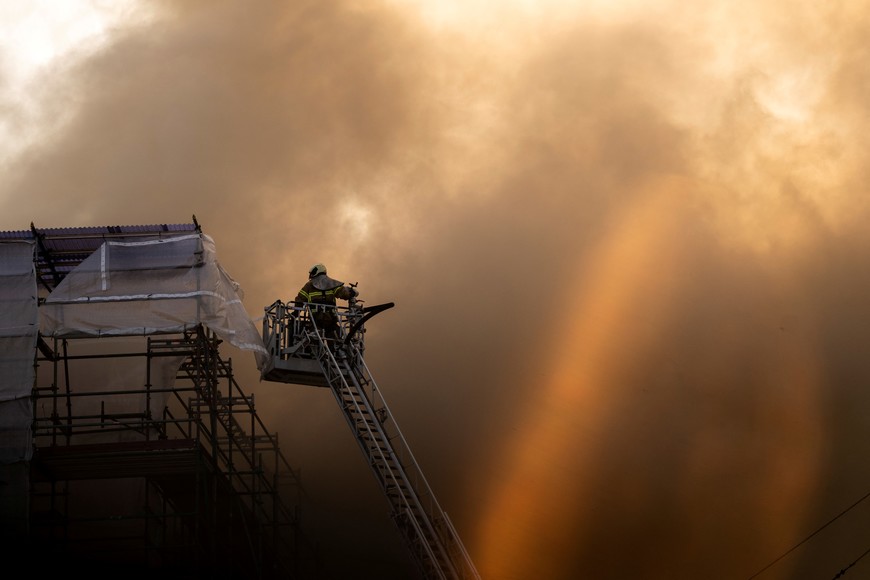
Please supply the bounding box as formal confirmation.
[3,1,870,578]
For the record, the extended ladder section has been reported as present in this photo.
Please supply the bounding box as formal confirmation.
[261,299,480,580]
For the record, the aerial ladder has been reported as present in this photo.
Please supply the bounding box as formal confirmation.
[260,291,480,580]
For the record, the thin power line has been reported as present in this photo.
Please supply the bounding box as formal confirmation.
[831,544,870,579]
[748,489,870,579]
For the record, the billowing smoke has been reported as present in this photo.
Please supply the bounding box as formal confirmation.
[4,1,870,578]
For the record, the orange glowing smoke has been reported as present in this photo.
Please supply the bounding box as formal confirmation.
[473,178,825,579]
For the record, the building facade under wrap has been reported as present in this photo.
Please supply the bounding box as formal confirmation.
[0,221,309,577]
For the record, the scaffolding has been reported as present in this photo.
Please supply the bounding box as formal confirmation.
[29,327,312,577]
[0,221,315,577]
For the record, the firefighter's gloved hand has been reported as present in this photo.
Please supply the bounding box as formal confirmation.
[348,287,359,298]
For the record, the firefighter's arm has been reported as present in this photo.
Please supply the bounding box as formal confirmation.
[337,285,358,300]
[291,290,307,316]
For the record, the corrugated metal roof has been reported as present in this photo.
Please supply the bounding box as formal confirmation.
[1,221,200,290]
[0,223,197,238]
[0,229,33,239]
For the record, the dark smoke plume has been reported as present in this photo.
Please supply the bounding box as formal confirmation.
[4,2,870,578]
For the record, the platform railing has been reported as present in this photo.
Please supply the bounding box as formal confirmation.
[262,299,366,363]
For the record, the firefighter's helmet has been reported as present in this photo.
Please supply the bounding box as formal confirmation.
[309,263,327,278]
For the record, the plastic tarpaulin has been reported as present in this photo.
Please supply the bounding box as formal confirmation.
[0,241,38,462]
[40,233,268,369]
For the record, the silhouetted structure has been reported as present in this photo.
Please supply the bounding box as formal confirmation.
[0,220,315,577]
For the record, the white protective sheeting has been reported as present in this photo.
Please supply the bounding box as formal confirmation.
[40,233,268,369]
[0,241,38,462]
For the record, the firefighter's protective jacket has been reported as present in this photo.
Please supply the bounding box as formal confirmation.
[294,274,355,327]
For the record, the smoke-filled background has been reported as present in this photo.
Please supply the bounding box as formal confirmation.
[4,1,870,578]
